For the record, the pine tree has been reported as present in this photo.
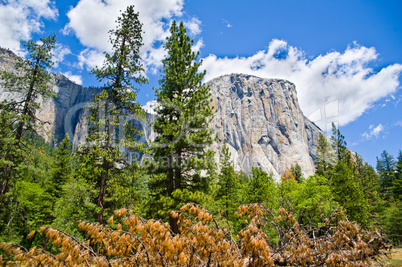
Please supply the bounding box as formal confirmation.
[246,167,275,205]
[394,151,402,201]
[376,150,395,198]
[149,21,215,232]
[331,122,350,164]
[0,35,56,201]
[49,134,73,199]
[76,5,147,223]
[352,155,381,214]
[315,132,335,177]
[290,163,303,183]
[216,142,239,221]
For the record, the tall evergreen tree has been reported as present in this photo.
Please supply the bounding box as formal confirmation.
[394,150,402,201]
[76,5,147,223]
[315,132,336,177]
[49,134,73,199]
[0,35,56,201]
[246,167,275,205]
[215,142,239,221]
[149,21,215,231]
[331,122,349,164]
[290,163,303,183]
[376,150,395,198]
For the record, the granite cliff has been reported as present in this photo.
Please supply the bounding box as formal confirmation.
[0,48,324,179]
[208,74,322,179]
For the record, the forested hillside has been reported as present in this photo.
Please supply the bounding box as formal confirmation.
[0,5,401,266]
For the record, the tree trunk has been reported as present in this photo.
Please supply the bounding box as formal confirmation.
[0,163,12,200]
[97,157,109,224]
[169,213,180,235]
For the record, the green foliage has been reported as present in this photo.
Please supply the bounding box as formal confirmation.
[16,181,54,230]
[331,123,350,164]
[315,132,335,177]
[394,151,402,201]
[52,176,98,237]
[295,175,339,229]
[353,157,382,216]
[380,201,402,245]
[0,108,22,198]
[49,134,73,198]
[331,162,370,225]
[215,143,241,221]
[246,167,275,205]
[0,135,55,244]
[377,150,396,198]
[290,163,303,183]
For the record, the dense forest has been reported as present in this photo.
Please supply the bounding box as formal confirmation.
[0,5,401,266]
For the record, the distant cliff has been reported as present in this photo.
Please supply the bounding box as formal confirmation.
[0,49,325,180]
[0,47,101,145]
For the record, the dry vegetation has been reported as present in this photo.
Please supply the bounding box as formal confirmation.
[0,203,388,266]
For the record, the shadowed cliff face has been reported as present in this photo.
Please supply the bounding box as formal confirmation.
[0,49,325,179]
[208,74,324,180]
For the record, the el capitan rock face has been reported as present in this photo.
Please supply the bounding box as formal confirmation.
[207,74,322,180]
[0,48,325,179]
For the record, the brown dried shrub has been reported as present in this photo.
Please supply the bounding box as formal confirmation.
[0,204,386,266]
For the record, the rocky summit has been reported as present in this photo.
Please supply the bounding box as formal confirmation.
[0,49,324,180]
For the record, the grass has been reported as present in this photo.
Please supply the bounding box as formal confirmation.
[373,248,402,267]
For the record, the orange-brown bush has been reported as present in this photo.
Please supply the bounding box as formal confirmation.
[0,204,386,266]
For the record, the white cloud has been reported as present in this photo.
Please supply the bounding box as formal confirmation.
[53,44,71,68]
[62,71,83,85]
[222,19,232,28]
[184,17,202,36]
[142,46,166,75]
[64,0,186,72]
[362,124,384,140]
[192,39,204,54]
[142,100,158,114]
[201,39,402,128]
[0,0,58,53]
[77,49,105,70]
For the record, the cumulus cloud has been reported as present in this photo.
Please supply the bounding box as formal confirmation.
[64,0,186,72]
[201,39,402,129]
[184,17,202,36]
[53,44,71,68]
[62,71,83,85]
[362,124,384,140]
[77,49,105,70]
[0,0,58,53]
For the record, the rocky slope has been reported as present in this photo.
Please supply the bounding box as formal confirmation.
[0,48,324,180]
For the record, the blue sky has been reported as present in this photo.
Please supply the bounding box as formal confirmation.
[0,0,401,167]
